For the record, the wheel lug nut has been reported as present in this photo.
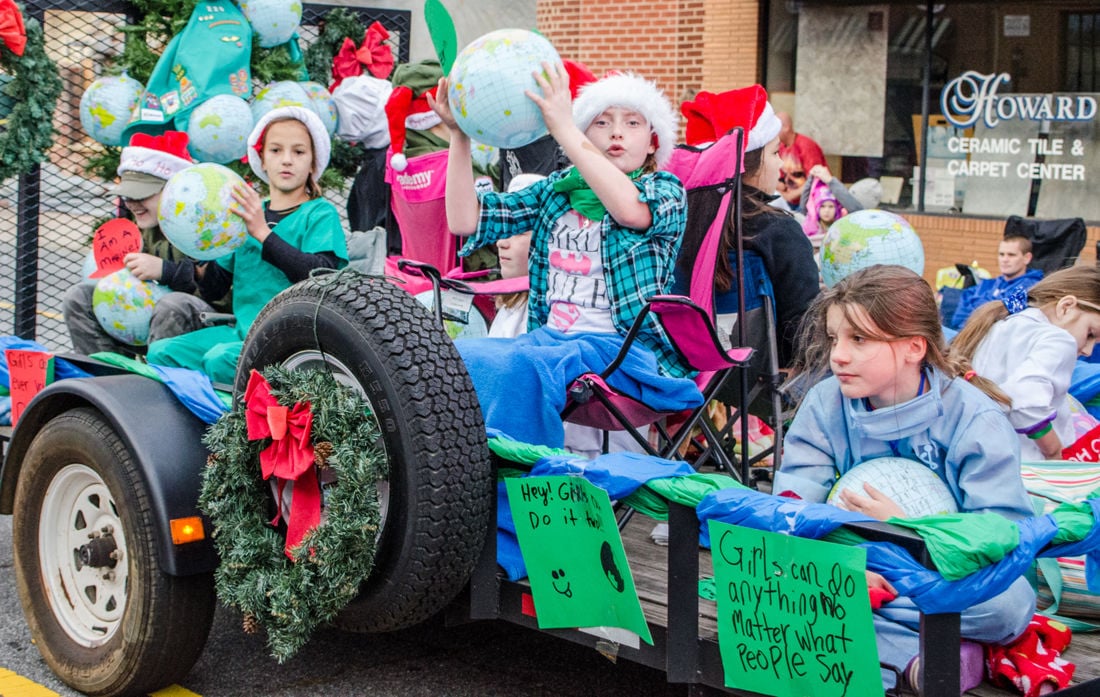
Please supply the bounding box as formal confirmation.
[109,550,122,561]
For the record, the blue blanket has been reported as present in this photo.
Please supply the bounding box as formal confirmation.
[456,326,703,448]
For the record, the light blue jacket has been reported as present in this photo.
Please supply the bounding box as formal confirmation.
[774,367,1033,520]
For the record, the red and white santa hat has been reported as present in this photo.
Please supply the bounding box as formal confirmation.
[114,131,194,199]
[681,84,781,151]
[246,106,332,183]
[571,71,678,169]
[384,83,442,172]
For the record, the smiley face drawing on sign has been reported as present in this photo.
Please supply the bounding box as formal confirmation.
[551,568,573,598]
[601,541,625,592]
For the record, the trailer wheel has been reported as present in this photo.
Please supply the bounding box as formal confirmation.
[237,273,492,632]
[12,408,215,697]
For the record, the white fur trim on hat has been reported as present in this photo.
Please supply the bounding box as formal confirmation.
[247,106,331,183]
[572,72,678,169]
[332,75,393,148]
[748,101,782,152]
[117,146,193,180]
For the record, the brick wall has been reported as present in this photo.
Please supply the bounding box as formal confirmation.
[537,0,708,112]
[910,213,1100,286]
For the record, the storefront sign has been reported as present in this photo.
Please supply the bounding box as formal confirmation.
[941,71,1097,130]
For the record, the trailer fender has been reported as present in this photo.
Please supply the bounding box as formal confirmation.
[0,374,218,576]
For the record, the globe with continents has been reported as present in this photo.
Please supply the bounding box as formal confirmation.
[158,163,249,261]
[251,80,310,124]
[301,81,339,136]
[447,28,561,149]
[819,209,925,287]
[827,457,959,518]
[79,74,144,146]
[186,95,253,164]
[92,268,170,346]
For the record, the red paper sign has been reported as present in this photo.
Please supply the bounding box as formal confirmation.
[6,349,54,426]
[1062,423,1100,462]
[89,218,142,279]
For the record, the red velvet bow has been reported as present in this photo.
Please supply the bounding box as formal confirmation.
[244,370,319,559]
[129,130,192,161]
[330,21,394,90]
[0,0,27,57]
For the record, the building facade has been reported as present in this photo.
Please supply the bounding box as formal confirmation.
[537,0,1100,280]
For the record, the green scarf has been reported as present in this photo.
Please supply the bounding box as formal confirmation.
[551,166,644,221]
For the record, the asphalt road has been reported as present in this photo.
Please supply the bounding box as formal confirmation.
[0,512,688,697]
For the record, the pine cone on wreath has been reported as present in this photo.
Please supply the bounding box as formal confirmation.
[242,613,260,635]
[314,441,335,470]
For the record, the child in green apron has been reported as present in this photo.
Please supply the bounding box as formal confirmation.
[146,106,348,384]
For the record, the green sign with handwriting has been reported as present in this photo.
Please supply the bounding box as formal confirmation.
[506,476,652,644]
[708,521,882,697]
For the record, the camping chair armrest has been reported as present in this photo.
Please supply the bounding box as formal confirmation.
[199,312,236,328]
[396,258,443,283]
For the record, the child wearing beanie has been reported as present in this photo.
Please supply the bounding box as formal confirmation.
[428,65,703,448]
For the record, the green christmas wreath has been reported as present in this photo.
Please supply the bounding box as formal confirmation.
[200,365,387,662]
[0,15,61,182]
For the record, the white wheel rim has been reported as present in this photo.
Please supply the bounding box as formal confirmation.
[278,351,390,527]
[39,464,128,647]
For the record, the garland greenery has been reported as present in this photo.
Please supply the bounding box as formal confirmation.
[0,16,61,182]
[200,365,387,662]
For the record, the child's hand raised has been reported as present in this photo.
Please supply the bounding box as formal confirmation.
[231,182,269,243]
[427,78,459,131]
[526,61,574,139]
[837,482,907,521]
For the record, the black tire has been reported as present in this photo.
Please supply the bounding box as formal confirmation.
[12,408,215,697]
[236,273,493,632]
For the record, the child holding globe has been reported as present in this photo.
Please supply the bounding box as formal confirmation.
[146,106,347,385]
[773,265,1035,693]
[427,64,702,448]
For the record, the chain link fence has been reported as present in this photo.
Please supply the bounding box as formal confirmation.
[0,0,410,350]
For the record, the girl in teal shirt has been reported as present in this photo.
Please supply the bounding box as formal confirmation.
[147,106,347,384]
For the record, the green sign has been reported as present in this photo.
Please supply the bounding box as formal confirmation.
[708,521,882,697]
[506,476,652,644]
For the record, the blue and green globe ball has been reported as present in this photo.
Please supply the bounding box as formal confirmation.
[240,0,302,48]
[79,74,144,146]
[447,28,561,150]
[158,163,249,261]
[819,209,925,288]
[301,81,339,136]
[827,457,958,518]
[250,80,310,124]
[92,268,170,346]
[186,95,253,164]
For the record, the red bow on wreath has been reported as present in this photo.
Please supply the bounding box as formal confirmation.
[330,21,394,90]
[244,369,320,559]
[0,0,27,57]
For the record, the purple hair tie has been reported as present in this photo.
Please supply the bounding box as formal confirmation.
[1001,286,1030,315]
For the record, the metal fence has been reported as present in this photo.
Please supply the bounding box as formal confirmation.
[1,0,410,350]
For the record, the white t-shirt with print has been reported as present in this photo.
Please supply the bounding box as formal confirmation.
[545,210,616,334]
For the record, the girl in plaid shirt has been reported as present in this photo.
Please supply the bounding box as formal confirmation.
[428,65,702,448]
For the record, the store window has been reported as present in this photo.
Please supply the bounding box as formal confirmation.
[769,2,1099,222]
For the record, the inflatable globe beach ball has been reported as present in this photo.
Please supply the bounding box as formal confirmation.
[827,457,959,518]
[158,163,249,261]
[447,28,562,149]
[250,80,311,124]
[819,209,925,288]
[240,0,302,48]
[79,249,99,286]
[300,81,339,136]
[79,74,144,146]
[92,267,170,346]
[186,95,254,164]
